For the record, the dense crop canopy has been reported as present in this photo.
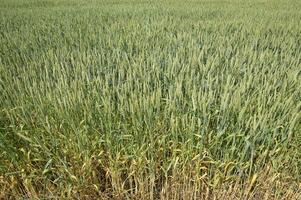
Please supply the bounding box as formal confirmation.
[0,0,300,199]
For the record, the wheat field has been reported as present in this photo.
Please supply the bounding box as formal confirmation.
[0,0,301,199]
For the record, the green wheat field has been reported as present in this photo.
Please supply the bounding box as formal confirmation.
[0,0,301,199]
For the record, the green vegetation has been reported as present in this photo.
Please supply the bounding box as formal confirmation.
[0,0,301,199]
